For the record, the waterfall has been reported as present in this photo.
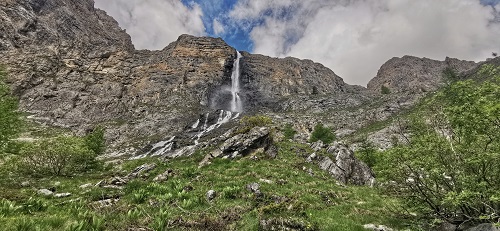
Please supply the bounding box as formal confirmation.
[230,52,243,112]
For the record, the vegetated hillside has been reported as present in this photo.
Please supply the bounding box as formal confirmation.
[1,61,499,230]
[1,0,499,230]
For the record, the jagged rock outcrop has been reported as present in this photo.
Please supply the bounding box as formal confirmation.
[199,126,273,167]
[309,142,375,186]
[367,56,477,94]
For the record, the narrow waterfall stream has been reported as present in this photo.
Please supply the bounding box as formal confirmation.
[135,51,244,159]
[230,51,242,112]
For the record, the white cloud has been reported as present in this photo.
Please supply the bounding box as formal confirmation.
[230,0,500,85]
[212,18,225,35]
[94,0,205,50]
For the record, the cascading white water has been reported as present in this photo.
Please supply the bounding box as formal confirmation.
[230,52,243,112]
[134,53,245,159]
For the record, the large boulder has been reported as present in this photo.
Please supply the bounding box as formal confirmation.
[199,126,273,166]
[313,142,375,186]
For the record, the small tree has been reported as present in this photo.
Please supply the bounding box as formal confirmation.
[283,123,296,140]
[381,85,391,94]
[84,126,106,156]
[355,138,378,168]
[309,123,335,144]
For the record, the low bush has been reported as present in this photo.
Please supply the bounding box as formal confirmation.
[17,135,100,177]
[309,123,335,144]
[283,123,297,140]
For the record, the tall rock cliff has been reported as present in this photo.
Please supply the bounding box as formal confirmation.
[0,0,356,152]
[367,56,477,94]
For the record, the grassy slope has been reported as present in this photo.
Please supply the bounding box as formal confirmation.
[0,141,409,230]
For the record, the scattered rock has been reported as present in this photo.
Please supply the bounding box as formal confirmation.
[246,183,262,197]
[21,181,30,187]
[183,185,194,192]
[206,190,216,201]
[259,179,273,184]
[466,223,500,231]
[90,198,120,209]
[54,193,71,198]
[99,163,157,188]
[276,179,288,185]
[265,145,278,158]
[317,142,375,186]
[126,163,157,179]
[310,140,324,151]
[306,152,317,163]
[79,183,93,189]
[53,181,61,186]
[107,177,128,186]
[363,224,394,231]
[37,189,54,196]
[307,168,314,176]
[153,169,173,182]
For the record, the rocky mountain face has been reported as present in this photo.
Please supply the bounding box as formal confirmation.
[367,56,477,94]
[0,0,480,156]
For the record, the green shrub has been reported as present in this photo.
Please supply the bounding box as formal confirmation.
[309,123,335,144]
[84,126,106,156]
[381,85,391,94]
[377,72,500,224]
[17,135,100,176]
[283,123,297,140]
[355,139,378,168]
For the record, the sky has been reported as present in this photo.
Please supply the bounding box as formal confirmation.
[94,0,500,86]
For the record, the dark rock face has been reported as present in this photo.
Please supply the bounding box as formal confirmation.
[367,56,477,94]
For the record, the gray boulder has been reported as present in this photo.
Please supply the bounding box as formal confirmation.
[310,140,324,151]
[200,127,273,167]
[153,169,173,182]
[246,183,262,197]
[206,190,216,201]
[54,193,71,198]
[37,189,53,196]
[318,142,375,186]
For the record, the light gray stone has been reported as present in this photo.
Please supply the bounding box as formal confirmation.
[54,193,71,198]
[206,190,216,201]
[37,189,53,196]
